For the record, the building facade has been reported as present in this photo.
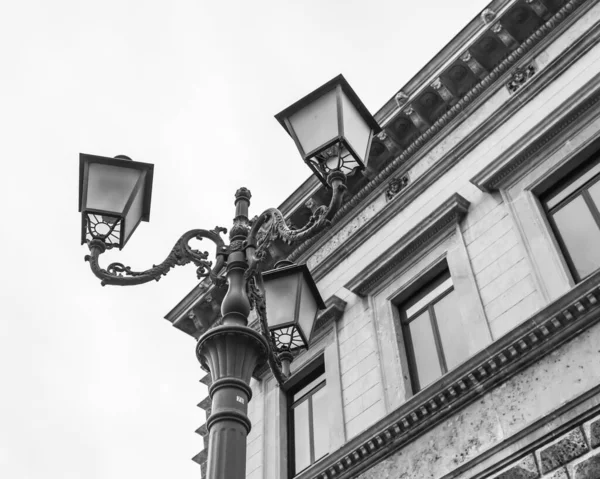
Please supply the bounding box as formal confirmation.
[166,0,600,477]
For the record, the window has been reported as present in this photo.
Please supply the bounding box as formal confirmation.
[542,157,600,282]
[400,270,470,392]
[289,366,328,475]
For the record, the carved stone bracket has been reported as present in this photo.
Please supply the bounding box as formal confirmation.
[313,296,347,336]
[506,63,537,94]
[385,175,410,201]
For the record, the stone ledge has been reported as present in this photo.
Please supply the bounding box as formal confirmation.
[492,454,539,479]
[295,269,600,479]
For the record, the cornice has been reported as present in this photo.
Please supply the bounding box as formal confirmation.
[287,0,588,266]
[296,269,600,479]
[471,76,600,192]
[376,0,514,127]
[344,194,470,297]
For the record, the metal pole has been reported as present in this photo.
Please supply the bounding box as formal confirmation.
[196,188,268,479]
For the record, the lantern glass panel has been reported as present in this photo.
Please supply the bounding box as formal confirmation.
[297,275,318,342]
[123,179,146,244]
[263,270,302,328]
[341,89,372,164]
[86,163,143,214]
[288,88,339,157]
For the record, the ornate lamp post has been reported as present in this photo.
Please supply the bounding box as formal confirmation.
[79,74,379,479]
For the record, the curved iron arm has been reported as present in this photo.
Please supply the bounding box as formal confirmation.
[84,227,228,286]
[245,170,346,280]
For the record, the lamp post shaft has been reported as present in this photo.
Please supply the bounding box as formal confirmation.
[196,188,268,479]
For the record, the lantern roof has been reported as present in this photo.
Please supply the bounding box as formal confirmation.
[275,74,381,137]
[78,153,155,221]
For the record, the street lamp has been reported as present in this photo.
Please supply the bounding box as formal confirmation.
[275,74,381,186]
[79,74,378,479]
[262,261,326,375]
[79,154,154,248]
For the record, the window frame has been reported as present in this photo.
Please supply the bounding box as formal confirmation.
[399,270,459,393]
[287,361,327,477]
[541,155,600,283]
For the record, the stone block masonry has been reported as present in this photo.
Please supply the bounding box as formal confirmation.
[491,414,600,479]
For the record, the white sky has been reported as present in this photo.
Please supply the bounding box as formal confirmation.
[0,1,490,477]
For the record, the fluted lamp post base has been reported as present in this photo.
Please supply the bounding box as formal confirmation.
[196,325,268,479]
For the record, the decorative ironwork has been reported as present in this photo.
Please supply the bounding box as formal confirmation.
[85,227,227,286]
[83,170,347,386]
[506,63,537,94]
[84,213,122,246]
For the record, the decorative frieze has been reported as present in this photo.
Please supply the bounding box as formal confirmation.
[526,0,550,19]
[385,175,409,201]
[431,78,455,103]
[404,106,430,132]
[461,51,488,79]
[506,63,537,94]
[492,23,520,49]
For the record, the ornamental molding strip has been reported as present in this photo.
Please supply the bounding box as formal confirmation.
[345,194,470,297]
[296,269,600,479]
[287,0,589,265]
[471,78,600,192]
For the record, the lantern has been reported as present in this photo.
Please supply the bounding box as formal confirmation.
[79,153,154,248]
[261,262,325,352]
[275,74,380,186]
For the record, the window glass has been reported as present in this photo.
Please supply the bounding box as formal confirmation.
[434,290,470,370]
[545,162,600,209]
[405,276,453,318]
[552,196,600,279]
[311,385,329,462]
[587,177,600,210]
[408,309,442,388]
[292,400,310,473]
[293,376,324,402]
[290,369,327,475]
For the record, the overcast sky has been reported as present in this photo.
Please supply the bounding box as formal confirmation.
[1,1,490,477]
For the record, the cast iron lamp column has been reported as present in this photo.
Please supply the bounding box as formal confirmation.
[196,188,268,479]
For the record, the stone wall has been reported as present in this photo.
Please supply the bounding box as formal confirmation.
[239,2,600,478]
[492,415,600,479]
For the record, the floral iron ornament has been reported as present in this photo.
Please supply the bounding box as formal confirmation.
[83,170,347,386]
